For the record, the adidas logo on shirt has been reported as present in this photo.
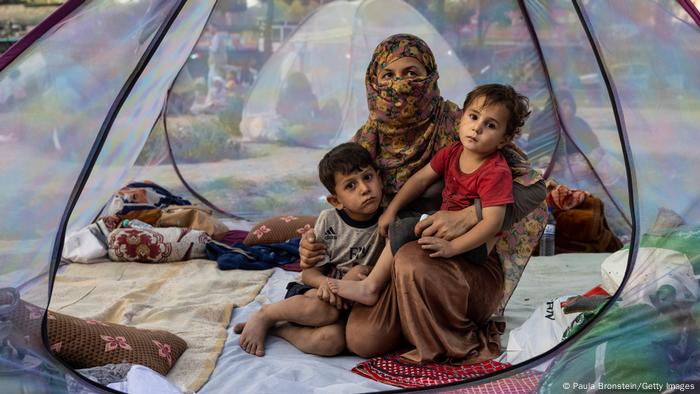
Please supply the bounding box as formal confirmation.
[323,226,337,240]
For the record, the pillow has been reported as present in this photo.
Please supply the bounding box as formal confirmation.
[108,227,209,263]
[243,215,316,246]
[3,293,187,376]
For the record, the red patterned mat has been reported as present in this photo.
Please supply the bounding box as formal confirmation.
[352,353,541,392]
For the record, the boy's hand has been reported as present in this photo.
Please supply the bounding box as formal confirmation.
[299,231,326,269]
[317,280,344,309]
[417,236,457,258]
[377,211,396,238]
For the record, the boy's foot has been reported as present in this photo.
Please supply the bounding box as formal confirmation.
[328,278,380,306]
[233,306,274,357]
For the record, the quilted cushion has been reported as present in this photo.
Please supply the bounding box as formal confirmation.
[243,215,316,246]
[1,292,187,376]
[108,228,209,263]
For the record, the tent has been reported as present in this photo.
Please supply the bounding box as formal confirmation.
[239,0,475,147]
[0,0,699,392]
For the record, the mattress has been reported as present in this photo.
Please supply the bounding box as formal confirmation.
[199,252,611,393]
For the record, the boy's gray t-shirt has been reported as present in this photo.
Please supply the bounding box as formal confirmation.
[313,208,385,275]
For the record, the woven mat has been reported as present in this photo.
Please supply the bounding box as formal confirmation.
[352,353,541,392]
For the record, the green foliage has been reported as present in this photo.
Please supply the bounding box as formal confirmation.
[137,114,245,165]
[171,116,242,163]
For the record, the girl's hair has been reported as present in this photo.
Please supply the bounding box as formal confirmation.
[318,143,377,194]
[463,84,531,137]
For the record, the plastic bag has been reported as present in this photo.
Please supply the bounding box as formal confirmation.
[505,296,580,364]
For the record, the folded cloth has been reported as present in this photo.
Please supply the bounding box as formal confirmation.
[546,184,589,211]
[554,195,622,253]
[157,205,229,237]
[118,208,162,226]
[206,237,301,270]
[556,196,603,241]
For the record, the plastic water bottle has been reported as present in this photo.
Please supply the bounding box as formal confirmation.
[122,219,153,229]
[539,206,556,256]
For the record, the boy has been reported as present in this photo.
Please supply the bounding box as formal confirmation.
[329,83,530,306]
[234,142,385,357]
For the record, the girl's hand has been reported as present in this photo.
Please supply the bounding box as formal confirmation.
[377,211,396,238]
[417,236,457,258]
[299,231,326,269]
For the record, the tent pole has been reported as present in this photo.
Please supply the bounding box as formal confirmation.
[572,0,639,292]
[518,0,632,230]
[47,0,188,352]
[677,0,700,28]
[0,0,85,72]
[160,94,246,220]
[515,0,564,180]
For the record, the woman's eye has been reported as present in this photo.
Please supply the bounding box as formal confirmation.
[381,72,393,80]
[406,71,416,77]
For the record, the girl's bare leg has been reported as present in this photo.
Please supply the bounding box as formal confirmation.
[328,243,393,306]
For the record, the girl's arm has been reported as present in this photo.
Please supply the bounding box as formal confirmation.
[418,205,506,258]
[385,163,441,216]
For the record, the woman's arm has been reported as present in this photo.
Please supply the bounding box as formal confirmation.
[418,205,506,258]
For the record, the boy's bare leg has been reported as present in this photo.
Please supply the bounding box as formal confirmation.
[234,289,339,357]
[328,243,392,306]
[270,322,346,356]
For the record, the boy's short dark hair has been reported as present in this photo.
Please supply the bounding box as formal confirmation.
[463,84,531,138]
[319,142,377,194]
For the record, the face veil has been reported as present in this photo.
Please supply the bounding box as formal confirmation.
[353,34,462,198]
[365,34,441,127]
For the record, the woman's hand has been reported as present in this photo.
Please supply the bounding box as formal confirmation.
[299,231,326,269]
[377,211,396,238]
[414,208,477,241]
[417,236,457,258]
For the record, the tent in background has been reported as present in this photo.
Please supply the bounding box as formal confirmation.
[240,0,475,147]
[0,0,699,392]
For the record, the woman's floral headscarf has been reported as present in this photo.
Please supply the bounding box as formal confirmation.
[352,34,461,200]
